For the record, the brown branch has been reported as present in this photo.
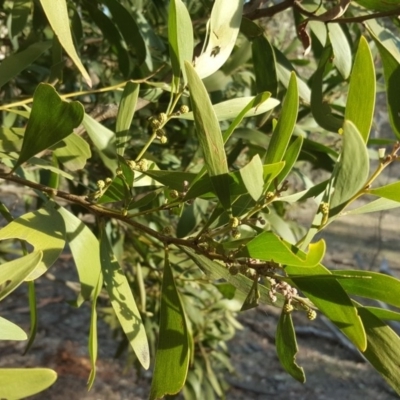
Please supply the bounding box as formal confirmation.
[244,0,295,21]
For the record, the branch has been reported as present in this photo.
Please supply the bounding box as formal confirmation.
[244,0,295,21]
[327,7,400,24]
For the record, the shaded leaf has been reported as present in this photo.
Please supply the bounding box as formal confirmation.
[355,0,400,11]
[276,311,305,383]
[345,197,400,215]
[150,250,190,399]
[14,84,84,169]
[0,41,52,89]
[240,278,260,311]
[40,0,91,86]
[100,230,150,369]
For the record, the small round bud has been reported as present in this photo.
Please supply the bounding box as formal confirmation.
[258,217,266,225]
[319,202,329,215]
[169,190,179,199]
[138,159,148,172]
[116,167,123,176]
[265,191,275,202]
[158,112,168,124]
[105,177,113,184]
[97,180,105,189]
[228,265,239,275]
[378,148,386,160]
[283,303,294,314]
[155,128,165,138]
[179,105,189,114]
[121,209,128,216]
[150,117,161,129]
[307,309,317,320]
[231,228,241,239]
[230,217,240,228]
[269,294,277,303]
[163,226,172,235]
[159,135,168,144]
[127,160,137,170]
[239,265,248,275]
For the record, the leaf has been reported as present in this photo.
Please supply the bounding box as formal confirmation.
[238,231,326,268]
[82,113,118,173]
[0,202,65,280]
[276,136,303,185]
[0,368,57,399]
[285,263,367,351]
[193,0,243,79]
[240,278,260,311]
[252,34,278,95]
[0,41,52,89]
[168,0,194,86]
[87,271,103,389]
[345,197,400,215]
[333,270,400,309]
[355,0,400,12]
[14,84,84,170]
[329,121,370,216]
[367,20,400,138]
[0,317,27,340]
[327,23,352,79]
[365,307,400,322]
[0,251,42,301]
[357,307,400,395]
[276,312,305,383]
[58,207,102,306]
[239,155,264,201]
[177,96,280,122]
[9,0,31,38]
[102,0,146,65]
[345,36,375,143]
[100,230,150,370]
[52,132,91,171]
[185,61,228,177]
[265,72,298,165]
[40,0,91,86]
[150,250,190,399]
[116,81,139,157]
[311,45,343,132]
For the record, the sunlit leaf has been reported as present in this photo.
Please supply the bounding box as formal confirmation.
[276,136,303,184]
[0,202,65,280]
[40,0,91,86]
[0,251,42,301]
[355,0,400,11]
[0,317,27,340]
[100,230,150,369]
[328,23,352,79]
[345,197,400,215]
[0,368,57,399]
[150,250,190,399]
[239,154,264,201]
[276,311,305,383]
[345,36,375,143]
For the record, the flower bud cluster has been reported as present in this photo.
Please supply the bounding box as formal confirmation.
[267,277,297,304]
[127,159,149,172]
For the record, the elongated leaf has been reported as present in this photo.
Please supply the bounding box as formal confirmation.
[100,230,150,369]
[177,96,280,122]
[285,262,367,351]
[333,270,400,309]
[9,0,31,37]
[40,0,91,86]
[102,0,146,65]
[0,202,65,280]
[82,113,117,173]
[329,121,369,216]
[357,307,400,395]
[328,23,352,79]
[239,154,264,201]
[252,34,278,95]
[238,231,325,268]
[150,251,190,399]
[0,317,27,340]
[14,84,84,169]
[367,20,400,138]
[311,45,343,132]
[276,312,305,383]
[276,135,303,184]
[52,132,91,171]
[265,72,298,165]
[345,36,375,143]
[87,271,103,389]
[0,41,52,89]
[116,81,139,156]
[0,368,57,399]
[355,0,400,11]
[345,197,400,215]
[365,307,400,322]
[58,207,101,306]
[194,0,243,79]
[0,251,42,301]
[168,0,193,85]
[185,61,228,177]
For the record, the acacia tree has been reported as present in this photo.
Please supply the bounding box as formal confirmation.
[1,0,400,398]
